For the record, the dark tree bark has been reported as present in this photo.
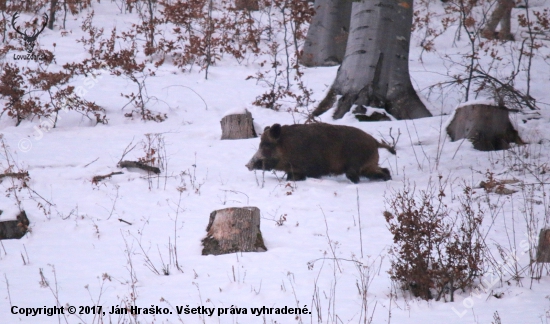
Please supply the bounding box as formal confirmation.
[0,211,29,240]
[48,0,57,30]
[481,0,515,41]
[313,0,432,120]
[118,161,161,174]
[300,0,352,67]
[202,207,267,255]
[536,228,550,263]
[220,110,257,139]
[446,104,523,151]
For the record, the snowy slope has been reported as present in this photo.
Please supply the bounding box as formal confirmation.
[1,1,550,324]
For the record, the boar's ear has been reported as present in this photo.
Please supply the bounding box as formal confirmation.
[270,124,282,139]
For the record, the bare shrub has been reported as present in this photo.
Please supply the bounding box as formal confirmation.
[0,59,107,126]
[70,11,165,122]
[415,0,548,112]
[139,133,168,190]
[0,135,54,218]
[247,0,315,113]
[384,176,485,301]
[160,0,261,77]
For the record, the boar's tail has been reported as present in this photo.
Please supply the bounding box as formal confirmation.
[377,141,396,155]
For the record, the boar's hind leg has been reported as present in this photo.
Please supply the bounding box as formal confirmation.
[362,167,392,181]
[287,172,306,181]
[345,170,360,184]
[380,168,392,180]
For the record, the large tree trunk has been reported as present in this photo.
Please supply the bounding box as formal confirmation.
[536,228,550,263]
[299,0,352,67]
[48,0,57,30]
[313,0,432,120]
[481,0,515,41]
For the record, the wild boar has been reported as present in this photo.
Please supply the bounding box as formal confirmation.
[245,123,395,183]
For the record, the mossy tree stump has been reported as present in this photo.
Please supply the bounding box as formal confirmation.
[536,229,550,263]
[220,110,257,140]
[202,207,267,255]
[446,104,523,151]
[0,210,30,240]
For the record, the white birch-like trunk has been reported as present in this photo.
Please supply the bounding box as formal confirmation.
[314,0,432,120]
[300,0,352,67]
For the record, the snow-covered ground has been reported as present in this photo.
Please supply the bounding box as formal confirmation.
[1,1,550,323]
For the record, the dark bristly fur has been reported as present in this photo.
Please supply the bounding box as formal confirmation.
[246,123,395,183]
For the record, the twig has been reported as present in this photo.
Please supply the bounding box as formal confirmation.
[162,85,208,110]
[4,273,12,307]
[357,188,364,259]
[92,172,124,184]
[219,189,250,205]
[83,157,99,168]
[319,207,342,273]
[107,185,120,220]
[118,139,137,164]
[118,218,132,225]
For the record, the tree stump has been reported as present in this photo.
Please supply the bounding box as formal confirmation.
[536,228,550,263]
[446,104,523,151]
[235,0,259,11]
[0,210,30,240]
[220,109,257,140]
[202,207,267,255]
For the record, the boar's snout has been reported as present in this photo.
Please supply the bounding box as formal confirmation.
[245,158,255,171]
[246,150,263,171]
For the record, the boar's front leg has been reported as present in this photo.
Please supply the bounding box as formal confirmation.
[286,172,306,181]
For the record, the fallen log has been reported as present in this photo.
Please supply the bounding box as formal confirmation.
[0,210,30,240]
[92,171,124,184]
[0,172,29,181]
[118,161,160,174]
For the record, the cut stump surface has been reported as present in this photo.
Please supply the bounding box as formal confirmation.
[220,110,257,140]
[202,207,266,255]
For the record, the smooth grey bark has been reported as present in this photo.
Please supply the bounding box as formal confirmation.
[300,0,352,67]
[313,0,432,120]
[481,0,515,41]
